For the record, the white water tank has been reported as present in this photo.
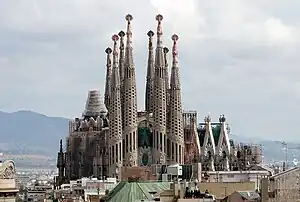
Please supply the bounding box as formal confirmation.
[167,164,183,176]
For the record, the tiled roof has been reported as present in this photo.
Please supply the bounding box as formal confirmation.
[238,191,260,200]
[106,181,171,202]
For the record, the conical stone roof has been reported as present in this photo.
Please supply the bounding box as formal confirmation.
[83,90,107,117]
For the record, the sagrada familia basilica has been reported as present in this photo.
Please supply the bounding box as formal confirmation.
[56,14,262,184]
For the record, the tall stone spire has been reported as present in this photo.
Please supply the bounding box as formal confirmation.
[163,47,171,130]
[57,139,65,187]
[118,31,126,85]
[152,14,167,164]
[104,47,112,113]
[118,31,126,128]
[60,139,63,153]
[122,14,138,166]
[108,34,123,177]
[145,30,155,113]
[163,47,170,96]
[169,34,184,164]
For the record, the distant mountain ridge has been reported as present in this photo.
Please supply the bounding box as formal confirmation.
[0,110,69,156]
[0,110,298,164]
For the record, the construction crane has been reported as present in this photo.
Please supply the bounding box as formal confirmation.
[282,141,300,169]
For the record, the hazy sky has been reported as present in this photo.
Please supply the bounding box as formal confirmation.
[0,0,299,141]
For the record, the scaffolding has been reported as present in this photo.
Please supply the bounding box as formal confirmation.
[234,142,263,170]
[183,111,200,164]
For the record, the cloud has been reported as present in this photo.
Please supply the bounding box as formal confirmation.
[0,0,300,141]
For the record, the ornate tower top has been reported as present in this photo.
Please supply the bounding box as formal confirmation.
[125,14,133,22]
[118,30,125,38]
[105,47,112,54]
[145,30,155,112]
[172,34,179,58]
[118,30,126,87]
[219,114,226,123]
[112,34,119,56]
[163,47,169,54]
[163,46,170,93]
[111,33,120,90]
[147,30,154,37]
[156,14,164,47]
[147,30,155,48]
[124,14,134,71]
[204,116,212,123]
[104,47,112,111]
[125,14,133,40]
[105,47,112,66]
[170,34,181,90]
[105,47,112,74]
[59,139,63,152]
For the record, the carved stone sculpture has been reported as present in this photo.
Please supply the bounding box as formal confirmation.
[0,160,15,179]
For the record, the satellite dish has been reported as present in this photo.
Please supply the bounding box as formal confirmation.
[293,159,298,166]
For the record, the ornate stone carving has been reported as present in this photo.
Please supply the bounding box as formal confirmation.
[127,152,138,166]
[159,152,166,164]
[128,153,134,166]
[139,147,152,166]
[0,161,15,179]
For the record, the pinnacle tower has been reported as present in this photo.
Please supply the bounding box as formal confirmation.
[57,139,65,186]
[118,30,126,131]
[145,30,155,113]
[118,31,126,85]
[104,48,112,112]
[108,34,123,177]
[122,14,138,166]
[163,47,170,108]
[163,47,171,131]
[152,14,167,164]
[168,34,184,164]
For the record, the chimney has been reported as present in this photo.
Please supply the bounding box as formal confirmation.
[179,182,184,199]
[260,177,269,202]
[174,182,179,197]
[183,179,187,190]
